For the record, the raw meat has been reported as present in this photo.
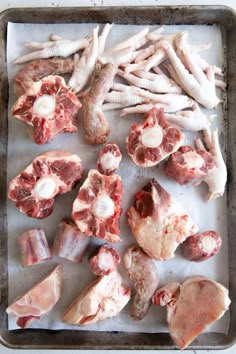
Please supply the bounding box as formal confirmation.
[123,245,159,320]
[62,269,131,326]
[88,243,121,276]
[82,63,117,144]
[97,142,122,176]
[6,264,63,328]
[18,228,51,266]
[166,276,230,349]
[11,75,81,144]
[164,145,215,185]
[72,169,123,243]
[126,108,183,167]
[8,150,83,219]
[127,179,198,260]
[52,219,90,263]
[180,230,222,262]
[152,282,180,306]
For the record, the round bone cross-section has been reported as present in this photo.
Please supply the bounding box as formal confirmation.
[8,150,83,219]
[164,145,215,185]
[126,108,183,167]
[72,169,123,243]
[97,142,122,176]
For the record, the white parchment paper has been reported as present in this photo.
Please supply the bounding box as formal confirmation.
[7,22,229,333]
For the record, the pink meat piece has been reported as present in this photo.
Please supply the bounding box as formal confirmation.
[164,145,215,185]
[152,282,180,306]
[8,150,83,219]
[123,245,159,320]
[18,228,51,266]
[97,142,122,176]
[181,230,222,262]
[127,179,198,260]
[166,276,230,349]
[72,169,123,243]
[126,108,183,167]
[6,264,63,328]
[53,219,90,263]
[62,269,131,326]
[88,243,121,276]
[11,75,81,144]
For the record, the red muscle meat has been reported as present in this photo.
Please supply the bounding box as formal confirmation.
[8,150,83,219]
[97,142,122,176]
[126,108,183,167]
[180,230,222,262]
[62,269,131,326]
[164,145,215,185]
[11,75,81,144]
[88,243,121,276]
[165,276,230,349]
[18,228,51,266]
[53,219,90,263]
[7,264,63,328]
[72,169,123,243]
[127,179,198,260]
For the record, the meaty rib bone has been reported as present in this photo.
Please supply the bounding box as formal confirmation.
[83,63,117,144]
[164,145,215,186]
[195,129,227,200]
[69,26,99,93]
[18,229,51,267]
[14,58,74,96]
[62,269,131,326]
[123,245,159,320]
[8,150,83,219]
[127,179,198,260]
[14,35,89,64]
[126,108,183,168]
[181,230,222,262]
[12,75,81,145]
[6,264,63,328]
[97,142,122,176]
[88,243,121,276]
[160,40,220,109]
[53,219,90,263]
[72,169,123,243]
[166,276,230,349]
[152,282,180,306]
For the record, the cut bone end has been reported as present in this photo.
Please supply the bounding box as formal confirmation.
[183,151,204,169]
[33,94,56,117]
[34,176,57,199]
[100,152,119,171]
[201,236,217,254]
[92,194,115,219]
[141,126,163,148]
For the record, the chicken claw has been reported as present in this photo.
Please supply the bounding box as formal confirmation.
[195,129,227,200]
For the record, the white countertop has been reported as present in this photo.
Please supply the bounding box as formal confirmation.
[2,0,236,352]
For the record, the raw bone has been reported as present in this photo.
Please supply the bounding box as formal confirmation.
[8,150,83,219]
[14,35,89,64]
[126,108,183,168]
[62,269,131,326]
[97,142,122,176]
[180,230,222,262]
[13,58,74,96]
[152,282,180,306]
[127,179,198,260]
[6,264,63,328]
[11,75,81,144]
[69,26,99,93]
[82,63,117,144]
[164,145,215,185]
[72,169,123,243]
[88,243,121,276]
[195,129,227,200]
[52,219,90,263]
[165,276,230,349]
[18,229,51,267]
[123,245,159,320]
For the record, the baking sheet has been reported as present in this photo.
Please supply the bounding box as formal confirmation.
[6,22,229,333]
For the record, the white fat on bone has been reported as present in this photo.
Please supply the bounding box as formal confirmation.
[34,176,57,199]
[182,151,204,169]
[92,194,115,219]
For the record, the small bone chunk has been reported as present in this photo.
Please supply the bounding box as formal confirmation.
[152,282,180,306]
[88,243,121,276]
[97,142,122,176]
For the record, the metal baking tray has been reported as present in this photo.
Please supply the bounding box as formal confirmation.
[0,5,236,350]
